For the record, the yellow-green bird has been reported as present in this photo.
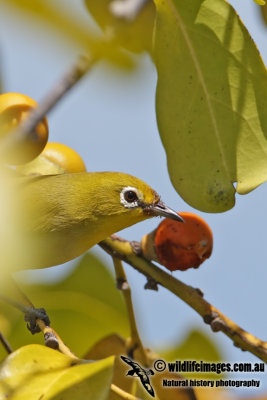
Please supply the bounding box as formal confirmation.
[18,171,183,269]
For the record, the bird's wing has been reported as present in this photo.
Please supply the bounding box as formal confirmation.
[121,356,140,369]
[121,356,132,364]
[120,356,132,365]
[142,381,155,397]
[139,372,155,396]
[126,370,136,376]
[138,370,149,382]
[19,174,87,232]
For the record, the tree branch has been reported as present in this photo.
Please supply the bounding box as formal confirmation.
[112,257,149,366]
[0,331,13,354]
[0,53,97,158]
[99,236,267,363]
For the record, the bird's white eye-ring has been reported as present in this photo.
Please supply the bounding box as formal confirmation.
[120,186,141,208]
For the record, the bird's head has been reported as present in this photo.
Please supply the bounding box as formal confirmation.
[97,172,184,224]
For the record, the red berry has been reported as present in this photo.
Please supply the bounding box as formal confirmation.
[154,212,213,271]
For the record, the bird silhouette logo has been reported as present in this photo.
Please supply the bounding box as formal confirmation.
[120,356,155,397]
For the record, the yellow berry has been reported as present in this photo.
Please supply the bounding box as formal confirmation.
[0,93,48,164]
[41,142,86,173]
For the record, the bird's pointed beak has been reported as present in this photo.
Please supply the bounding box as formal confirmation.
[145,201,184,222]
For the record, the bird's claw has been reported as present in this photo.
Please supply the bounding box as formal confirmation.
[24,307,50,334]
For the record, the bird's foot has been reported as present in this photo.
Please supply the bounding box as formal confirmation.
[24,307,50,334]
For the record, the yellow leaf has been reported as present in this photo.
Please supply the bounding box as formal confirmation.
[0,344,114,400]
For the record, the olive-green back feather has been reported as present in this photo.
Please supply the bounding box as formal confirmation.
[18,172,158,268]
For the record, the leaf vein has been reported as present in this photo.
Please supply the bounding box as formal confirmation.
[166,0,231,178]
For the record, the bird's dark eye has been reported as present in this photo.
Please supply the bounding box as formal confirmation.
[124,190,138,203]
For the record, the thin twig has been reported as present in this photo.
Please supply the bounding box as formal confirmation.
[99,236,267,363]
[112,257,148,366]
[0,53,97,158]
[0,331,13,354]
[110,0,149,20]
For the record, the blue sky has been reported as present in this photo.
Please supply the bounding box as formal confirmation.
[0,0,267,395]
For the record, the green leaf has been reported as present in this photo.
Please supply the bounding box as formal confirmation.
[0,344,114,400]
[0,252,129,360]
[154,0,267,212]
